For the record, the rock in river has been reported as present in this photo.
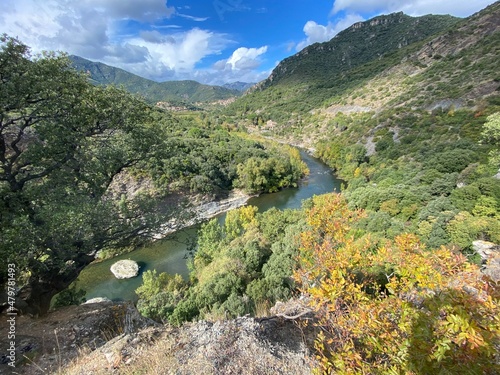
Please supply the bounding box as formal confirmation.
[110,260,139,279]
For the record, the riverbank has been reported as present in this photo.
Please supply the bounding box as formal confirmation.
[76,149,341,302]
[152,189,256,240]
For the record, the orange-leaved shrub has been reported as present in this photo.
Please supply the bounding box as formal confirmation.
[295,193,499,374]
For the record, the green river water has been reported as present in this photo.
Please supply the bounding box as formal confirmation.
[74,150,341,302]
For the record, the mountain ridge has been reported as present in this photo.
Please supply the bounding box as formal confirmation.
[70,55,242,104]
[232,6,499,121]
[222,81,255,92]
[259,12,461,89]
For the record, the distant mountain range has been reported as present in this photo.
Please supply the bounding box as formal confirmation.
[69,56,252,104]
[222,81,255,92]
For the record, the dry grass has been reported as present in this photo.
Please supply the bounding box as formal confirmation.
[61,317,314,375]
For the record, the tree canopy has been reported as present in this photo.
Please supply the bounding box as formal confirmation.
[0,35,173,314]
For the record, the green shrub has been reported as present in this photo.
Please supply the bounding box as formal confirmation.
[52,285,86,308]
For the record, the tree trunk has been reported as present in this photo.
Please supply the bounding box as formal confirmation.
[19,253,95,316]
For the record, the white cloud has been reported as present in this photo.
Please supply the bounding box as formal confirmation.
[285,42,296,52]
[124,28,229,78]
[331,0,495,17]
[0,0,175,57]
[0,0,233,83]
[215,46,268,71]
[177,13,209,22]
[301,21,335,46]
[296,13,364,51]
[207,46,269,85]
[227,46,268,70]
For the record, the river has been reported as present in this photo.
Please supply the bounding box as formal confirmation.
[74,151,342,302]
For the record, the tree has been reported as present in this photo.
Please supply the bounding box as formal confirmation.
[0,35,178,315]
[481,112,500,168]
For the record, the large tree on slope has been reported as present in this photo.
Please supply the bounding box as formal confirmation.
[0,35,178,315]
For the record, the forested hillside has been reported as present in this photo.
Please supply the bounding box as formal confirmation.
[220,1,500,253]
[70,55,241,104]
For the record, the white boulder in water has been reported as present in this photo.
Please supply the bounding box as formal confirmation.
[110,259,140,279]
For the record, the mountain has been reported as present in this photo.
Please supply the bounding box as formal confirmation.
[223,2,500,253]
[223,81,255,92]
[70,56,241,104]
[231,12,468,117]
[261,12,460,88]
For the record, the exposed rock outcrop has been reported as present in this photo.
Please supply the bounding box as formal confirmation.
[0,301,157,374]
[61,316,315,374]
[83,297,112,304]
[473,240,500,282]
[1,300,315,375]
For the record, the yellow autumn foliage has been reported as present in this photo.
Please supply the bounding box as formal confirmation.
[296,193,500,374]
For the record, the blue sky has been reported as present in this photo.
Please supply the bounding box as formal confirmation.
[1,0,496,85]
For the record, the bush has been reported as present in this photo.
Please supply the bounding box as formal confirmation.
[52,285,86,308]
[137,291,178,322]
[135,270,186,322]
[425,149,477,173]
[296,194,500,374]
[450,184,482,211]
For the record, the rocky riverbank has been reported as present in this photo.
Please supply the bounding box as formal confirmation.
[152,189,255,240]
[96,169,255,259]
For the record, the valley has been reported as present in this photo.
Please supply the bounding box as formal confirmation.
[1,2,499,374]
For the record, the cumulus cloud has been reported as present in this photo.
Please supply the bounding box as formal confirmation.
[124,28,229,78]
[0,0,234,82]
[1,0,175,56]
[301,21,335,46]
[208,46,269,85]
[215,46,268,71]
[85,0,175,22]
[227,46,268,70]
[331,0,494,17]
[296,13,364,51]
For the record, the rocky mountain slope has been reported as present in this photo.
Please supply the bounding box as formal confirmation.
[232,3,499,120]
[261,13,459,88]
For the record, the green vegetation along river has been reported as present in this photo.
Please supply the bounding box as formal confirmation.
[74,150,342,302]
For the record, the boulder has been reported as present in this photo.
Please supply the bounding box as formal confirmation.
[472,240,500,283]
[472,240,500,260]
[110,260,140,279]
[483,258,500,283]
